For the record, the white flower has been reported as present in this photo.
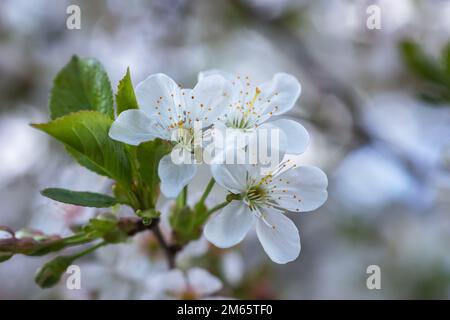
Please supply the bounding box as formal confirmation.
[199,70,309,156]
[145,267,223,299]
[204,160,328,264]
[109,73,231,197]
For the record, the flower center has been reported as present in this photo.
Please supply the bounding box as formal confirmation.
[227,87,261,130]
[244,185,268,210]
[173,126,195,152]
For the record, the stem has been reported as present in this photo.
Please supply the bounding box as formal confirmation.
[71,241,106,260]
[176,186,188,209]
[152,224,176,269]
[182,186,188,206]
[207,201,230,215]
[199,178,215,204]
[62,233,96,246]
[120,217,179,268]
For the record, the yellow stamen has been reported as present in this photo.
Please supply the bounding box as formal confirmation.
[245,87,261,117]
[258,174,273,186]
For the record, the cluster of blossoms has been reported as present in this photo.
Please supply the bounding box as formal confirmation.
[109,70,328,264]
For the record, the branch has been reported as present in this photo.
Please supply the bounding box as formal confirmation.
[1,216,181,268]
[119,217,181,269]
[152,224,179,269]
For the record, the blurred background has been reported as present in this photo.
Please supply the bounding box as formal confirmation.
[1,0,450,299]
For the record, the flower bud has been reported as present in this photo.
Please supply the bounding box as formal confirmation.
[34,256,73,288]
[136,209,160,226]
[88,213,118,233]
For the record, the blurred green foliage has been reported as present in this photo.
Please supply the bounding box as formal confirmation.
[400,39,450,105]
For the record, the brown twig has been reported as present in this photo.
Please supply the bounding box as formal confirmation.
[119,217,180,269]
[152,224,177,269]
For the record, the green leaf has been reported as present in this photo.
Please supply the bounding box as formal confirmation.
[32,111,132,187]
[136,139,172,208]
[41,188,118,208]
[49,55,114,119]
[66,147,110,177]
[85,213,128,243]
[86,213,118,233]
[112,182,140,209]
[116,67,138,115]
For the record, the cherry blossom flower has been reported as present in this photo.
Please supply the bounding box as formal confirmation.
[204,159,328,264]
[199,71,310,157]
[109,73,231,197]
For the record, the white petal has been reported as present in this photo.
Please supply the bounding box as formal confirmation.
[109,110,159,145]
[198,70,235,81]
[256,73,301,118]
[198,70,245,107]
[256,210,300,264]
[210,164,248,193]
[186,267,223,297]
[271,165,328,212]
[268,118,309,154]
[186,75,231,127]
[158,154,197,198]
[209,122,255,165]
[204,201,254,248]
[198,70,243,100]
[135,73,183,128]
[248,123,287,168]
